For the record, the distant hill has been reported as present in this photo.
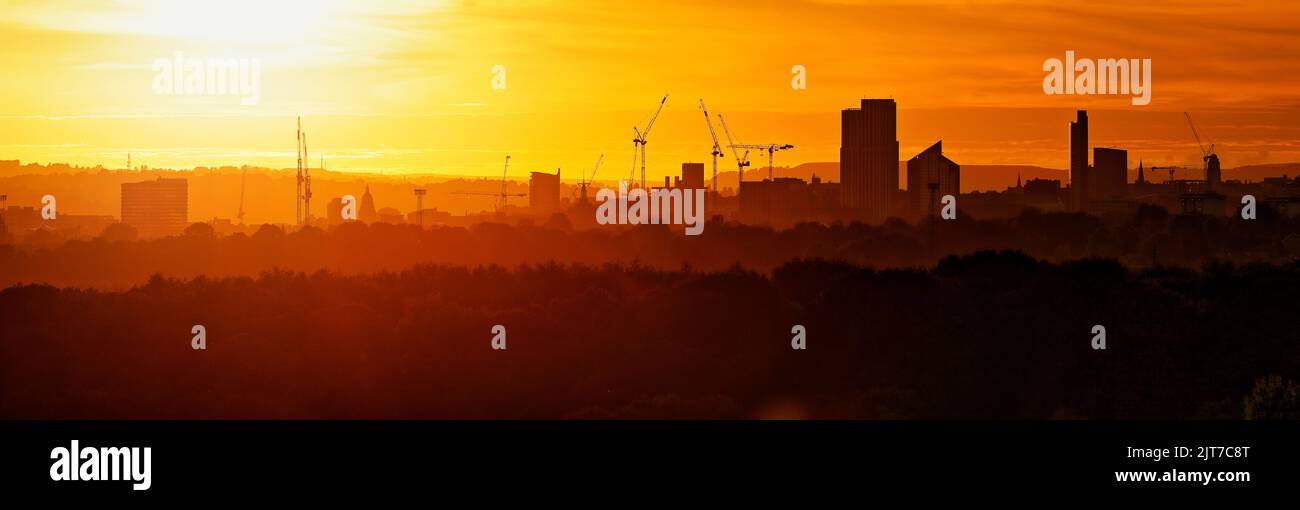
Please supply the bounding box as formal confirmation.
[943,164,1066,192]
[719,161,1300,192]
[715,162,1065,193]
[1223,163,1300,183]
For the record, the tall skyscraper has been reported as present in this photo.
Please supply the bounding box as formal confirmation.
[1205,153,1221,189]
[1091,147,1128,200]
[529,169,561,214]
[906,141,960,220]
[121,178,187,238]
[840,98,899,222]
[679,163,705,190]
[1069,110,1089,211]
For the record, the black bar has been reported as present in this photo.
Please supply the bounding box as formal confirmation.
[1,421,1292,498]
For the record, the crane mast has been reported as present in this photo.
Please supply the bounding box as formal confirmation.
[295,117,302,226]
[631,94,668,190]
[237,166,246,226]
[302,132,311,225]
[578,154,603,202]
[699,99,723,193]
[718,113,750,191]
[500,155,510,211]
[451,155,525,213]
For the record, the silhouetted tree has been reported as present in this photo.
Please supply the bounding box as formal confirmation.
[184,222,215,238]
[98,222,137,242]
[1245,375,1300,420]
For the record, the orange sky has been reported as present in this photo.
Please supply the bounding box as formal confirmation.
[1,0,1298,179]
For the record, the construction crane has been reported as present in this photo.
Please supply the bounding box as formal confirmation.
[631,94,668,190]
[1184,112,1220,186]
[295,117,303,226]
[576,154,603,203]
[699,99,723,193]
[718,113,750,191]
[237,166,246,226]
[302,132,311,225]
[1149,165,1188,184]
[453,155,525,212]
[730,143,794,181]
[499,154,510,210]
[1185,112,1214,162]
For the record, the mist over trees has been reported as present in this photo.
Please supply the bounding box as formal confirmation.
[3,252,1298,419]
[3,205,1299,289]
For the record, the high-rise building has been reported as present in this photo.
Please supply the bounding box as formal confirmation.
[840,98,899,222]
[121,178,187,238]
[905,141,960,220]
[1069,110,1089,211]
[1091,147,1128,200]
[678,163,705,190]
[530,169,561,214]
[1205,153,1221,189]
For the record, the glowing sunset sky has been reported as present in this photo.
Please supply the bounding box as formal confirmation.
[1,0,1298,179]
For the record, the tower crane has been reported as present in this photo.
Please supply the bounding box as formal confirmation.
[699,99,723,193]
[1185,112,1214,162]
[730,143,795,181]
[500,154,508,209]
[1184,112,1220,186]
[718,113,750,191]
[1149,165,1187,184]
[295,117,303,226]
[453,155,525,212]
[576,154,603,202]
[302,132,311,225]
[631,94,668,190]
[237,166,246,226]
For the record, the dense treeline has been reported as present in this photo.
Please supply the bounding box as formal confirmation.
[3,251,1297,419]
[3,205,1300,289]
